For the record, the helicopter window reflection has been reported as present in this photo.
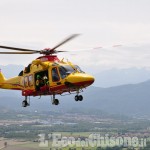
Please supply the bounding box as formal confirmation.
[24,76,28,87]
[58,65,85,77]
[29,75,33,86]
[52,67,60,82]
[21,78,25,87]
[63,65,75,74]
[74,65,84,73]
[59,66,67,79]
[61,65,75,75]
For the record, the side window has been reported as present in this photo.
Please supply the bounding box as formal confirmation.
[24,76,28,87]
[21,77,25,87]
[52,67,60,82]
[29,75,33,86]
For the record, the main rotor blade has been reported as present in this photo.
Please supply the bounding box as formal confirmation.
[0,45,40,52]
[56,50,68,53]
[0,51,38,54]
[51,34,80,51]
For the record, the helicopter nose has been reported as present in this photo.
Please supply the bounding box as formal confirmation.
[66,73,95,87]
[83,75,95,85]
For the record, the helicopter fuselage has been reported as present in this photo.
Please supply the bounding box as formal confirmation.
[0,34,95,106]
[0,55,94,97]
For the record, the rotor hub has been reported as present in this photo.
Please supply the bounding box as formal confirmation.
[40,48,54,55]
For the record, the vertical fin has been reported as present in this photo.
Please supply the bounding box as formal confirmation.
[0,69,6,83]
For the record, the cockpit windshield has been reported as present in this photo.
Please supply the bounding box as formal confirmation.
[59,65,75,79]
[59,65,84,79]
[74,65,84,73]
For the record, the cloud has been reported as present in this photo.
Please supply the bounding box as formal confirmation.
[0,0,150,72]
[1,42,150,72]
[58,43,150,71]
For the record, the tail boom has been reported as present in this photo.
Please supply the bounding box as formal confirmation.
[0,72,22,90]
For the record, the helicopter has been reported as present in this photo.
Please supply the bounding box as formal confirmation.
[0,34,95,107]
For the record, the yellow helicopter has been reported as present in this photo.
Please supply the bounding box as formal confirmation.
[0,34,95,107]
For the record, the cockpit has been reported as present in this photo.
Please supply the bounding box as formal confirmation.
[58,65,84,79]
[74,65,84,73]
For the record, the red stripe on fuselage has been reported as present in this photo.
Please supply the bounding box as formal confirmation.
[22,80,93,96]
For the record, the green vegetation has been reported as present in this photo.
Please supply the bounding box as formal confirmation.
[0,109,150,149]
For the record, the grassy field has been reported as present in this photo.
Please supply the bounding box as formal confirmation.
[0,137,98,150]
[0,141,142,150]
[0,132,146,150]
[0,138,36,150]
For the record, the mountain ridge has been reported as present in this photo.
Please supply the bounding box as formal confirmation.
[1,64,150,87]
[0,65,150,117]
[0,79,150,117]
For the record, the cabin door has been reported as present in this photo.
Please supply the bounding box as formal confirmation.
[34,70,49,91]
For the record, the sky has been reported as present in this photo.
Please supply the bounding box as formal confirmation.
[0,0,150,73]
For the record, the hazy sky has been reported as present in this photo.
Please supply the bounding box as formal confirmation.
[0,0,150,72]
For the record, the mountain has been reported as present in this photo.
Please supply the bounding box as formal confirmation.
[0,64,150,116]
[93,67,150,87]
[82,81,150,116]
[0,80,150,117]
[1,65,150,87]
[59,80,150,116]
